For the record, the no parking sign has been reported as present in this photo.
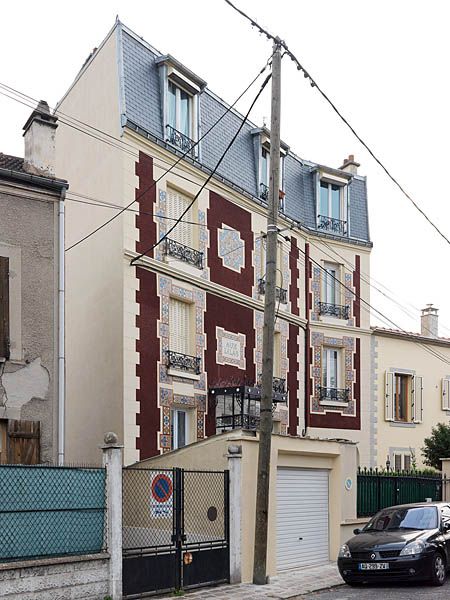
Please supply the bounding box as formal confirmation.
[150,473,173,517]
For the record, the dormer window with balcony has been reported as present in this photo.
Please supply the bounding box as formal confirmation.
[315,168,350,237]
[251,127,288,211]
[156,55,207,158]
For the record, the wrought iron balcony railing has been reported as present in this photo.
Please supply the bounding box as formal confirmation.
[216,413,261,431]
[260,183,269,201]
[165,124,196,156]
[257,374,287,395]
[318,302,350,320]
[319,386,350,402]
[166,350,201,375]
[317,215,347,236]
[165,238,203,269]
[258,279,288,304]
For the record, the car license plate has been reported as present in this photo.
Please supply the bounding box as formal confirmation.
[359,563,389,570]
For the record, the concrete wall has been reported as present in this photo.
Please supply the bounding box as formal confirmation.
[55,28,125,464]
[138,429,358,583]
[373,331,450,469]
[0,180,61,463]
[0,554,109,600]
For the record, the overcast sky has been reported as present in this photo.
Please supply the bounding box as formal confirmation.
[2,0,449,337]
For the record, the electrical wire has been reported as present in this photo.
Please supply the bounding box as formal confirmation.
[0,54,274,252]
[223,0,450,247]
[130,71,273,265]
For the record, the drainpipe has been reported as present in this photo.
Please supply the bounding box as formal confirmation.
[302,243,311,437]
[57,190,66,465]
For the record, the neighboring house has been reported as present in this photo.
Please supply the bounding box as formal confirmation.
[0,101,67,464]
[372,305,450,469]
[55,20,372,465]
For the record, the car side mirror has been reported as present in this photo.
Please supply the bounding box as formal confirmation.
[353,528,362,535]
[442,522,450,532]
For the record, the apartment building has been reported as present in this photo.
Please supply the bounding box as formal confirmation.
[55,20,372,465]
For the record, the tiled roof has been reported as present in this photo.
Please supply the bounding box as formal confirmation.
[372,326,450,345]
[0,153,25,173]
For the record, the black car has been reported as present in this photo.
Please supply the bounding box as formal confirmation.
[338,502,450,586]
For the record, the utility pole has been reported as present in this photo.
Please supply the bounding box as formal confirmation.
[253,38,282,585]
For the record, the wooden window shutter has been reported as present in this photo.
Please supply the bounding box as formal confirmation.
[412,375,423,423]
[166,188,193,248]
[0,257,9,359]
[442,378,450,411]
[169,299,191,355]
[385,371,395,421]
[7,420,40,464]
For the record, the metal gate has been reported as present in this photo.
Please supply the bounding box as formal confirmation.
[122,467,229,597]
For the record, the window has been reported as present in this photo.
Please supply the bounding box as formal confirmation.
[0,257,9,359]
[320,347,349,402]
[394,373,410,422]
[169,298,192,356]
[323,347,339,389]
[385,372,423,423]
[259,146,284,206]
[168,81,193,141]
[393,452,411,471]
[323,263,338,305]
[274,332,281,378]
[156,56,205,155]
[442,378,450,410]
[318,180,347,235]
[166,188,194,249]
[171,409,187,450]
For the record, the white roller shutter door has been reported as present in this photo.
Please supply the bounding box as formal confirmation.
[276,468,329,571]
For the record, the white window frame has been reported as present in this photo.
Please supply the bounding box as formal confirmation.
[167,79,194,140]
[392,452,412,471]
[169,297,193,357]
[322,347,341,390]
[171,408,188,450]
[442,378,450,411]
[385,371,422,423]
[322,262,340,306]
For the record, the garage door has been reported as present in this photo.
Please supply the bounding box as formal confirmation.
[276,468,329,571]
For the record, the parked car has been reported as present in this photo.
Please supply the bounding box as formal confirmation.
[338,502,450,586]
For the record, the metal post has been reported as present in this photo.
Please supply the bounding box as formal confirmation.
[253,38,282,586]
[174,467,184,591]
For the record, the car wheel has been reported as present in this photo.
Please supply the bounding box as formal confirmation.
[430,552,446,586]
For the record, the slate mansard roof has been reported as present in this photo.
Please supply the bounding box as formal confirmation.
[117,23,370,245]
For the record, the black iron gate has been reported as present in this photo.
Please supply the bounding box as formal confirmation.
[122,467,229,597]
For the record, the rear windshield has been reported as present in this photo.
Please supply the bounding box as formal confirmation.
[365,506,438,531]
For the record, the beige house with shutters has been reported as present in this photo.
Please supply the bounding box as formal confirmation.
[371,305,450,470]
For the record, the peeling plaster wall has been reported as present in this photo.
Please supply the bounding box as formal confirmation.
[0,182,59,462]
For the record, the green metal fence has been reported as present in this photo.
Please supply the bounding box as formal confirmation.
[0,464,106,561]
[357,468,444,517]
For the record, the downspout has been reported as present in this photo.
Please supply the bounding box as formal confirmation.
[302,242,311,437]
[58,189,66,465]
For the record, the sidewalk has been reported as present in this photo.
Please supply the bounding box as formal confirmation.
[182,562,344,599]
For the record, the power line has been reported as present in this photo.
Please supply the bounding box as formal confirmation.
[0,54,274,251]
[130,72,273,265]
[223,0,450,248]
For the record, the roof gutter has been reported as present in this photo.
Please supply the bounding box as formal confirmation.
[0,167,68,192]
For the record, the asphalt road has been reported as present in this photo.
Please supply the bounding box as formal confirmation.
[304,581,450,599]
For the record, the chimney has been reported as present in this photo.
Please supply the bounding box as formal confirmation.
[421,304,439,338]
[339,154,360,175]
[22,100,58,177]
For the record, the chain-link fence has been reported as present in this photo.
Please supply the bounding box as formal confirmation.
[0,464,106,561]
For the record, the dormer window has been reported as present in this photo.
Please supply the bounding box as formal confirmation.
[315,169,350,237]
[251,127,288,210]
[156,55,207,158]
[167,81,193,152]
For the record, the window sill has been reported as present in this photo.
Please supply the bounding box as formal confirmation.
[167,368,200,381]
[389,421,417,428]
[319,400,349,408]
